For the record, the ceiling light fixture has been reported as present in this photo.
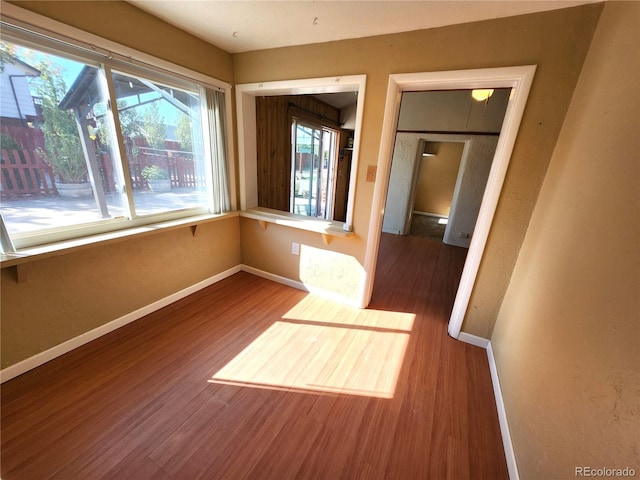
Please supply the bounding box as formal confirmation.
[471,89,494,102]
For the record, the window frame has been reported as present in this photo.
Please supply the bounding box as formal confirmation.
[0,5,235,252]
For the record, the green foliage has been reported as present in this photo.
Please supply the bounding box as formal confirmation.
[0,133,21,151]
[118,101,143,139]
[176,112,193,151]
[0,42,16,73]
[141,164,169,180]
[142,101,166,149]
[94,99,143,149]
[35,62,88,183]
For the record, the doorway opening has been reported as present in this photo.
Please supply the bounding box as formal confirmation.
[408,141,463,241]
[362,66,536,339]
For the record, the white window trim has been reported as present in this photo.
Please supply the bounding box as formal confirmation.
[1,212,239,268]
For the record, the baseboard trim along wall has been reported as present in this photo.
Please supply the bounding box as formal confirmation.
[486,342,520,480]
[412,211,449,219]
[457,331,490,348]
[241,264,305,291]
[240,264,362,308]
[456,333,519,480]
[0,265,242,384]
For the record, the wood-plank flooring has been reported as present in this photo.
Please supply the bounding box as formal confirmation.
[1,234,508,479]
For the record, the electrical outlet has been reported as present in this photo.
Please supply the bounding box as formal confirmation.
[291,242,300,255]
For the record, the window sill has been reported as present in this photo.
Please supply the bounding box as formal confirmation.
[240,207,355,245]
[0,211,240,270]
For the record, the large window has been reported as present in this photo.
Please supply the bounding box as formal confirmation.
[0,27,230,251]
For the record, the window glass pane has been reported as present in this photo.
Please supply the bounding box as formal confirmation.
[0,40,125,236]
[110,71,208,216]
[290,120,338,219]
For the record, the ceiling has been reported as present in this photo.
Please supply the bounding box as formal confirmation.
[127,0,598,54]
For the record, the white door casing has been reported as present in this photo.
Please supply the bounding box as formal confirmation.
[361,65,536,339]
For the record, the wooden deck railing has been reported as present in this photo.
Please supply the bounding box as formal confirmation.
[1,147,203,198]
[1,149,57,197]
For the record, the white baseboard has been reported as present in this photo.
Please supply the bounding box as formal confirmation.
[454,332,518,479]
[241,264,305,291]
[486,342,520,480]
[412,211,448,219]
[0,265,241,383]
[241,264,362,308]
[457,331,490,348]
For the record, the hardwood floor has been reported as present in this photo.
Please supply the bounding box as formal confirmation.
[1,234,508,479]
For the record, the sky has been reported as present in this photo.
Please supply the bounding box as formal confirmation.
[10,42,182,127]
[10,44,83,92]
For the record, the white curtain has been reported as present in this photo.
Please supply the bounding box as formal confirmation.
[207,89,231,214]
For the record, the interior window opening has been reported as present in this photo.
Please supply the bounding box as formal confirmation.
[238,76,366,231]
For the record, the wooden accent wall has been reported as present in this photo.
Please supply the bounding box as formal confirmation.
[256,95,342,213]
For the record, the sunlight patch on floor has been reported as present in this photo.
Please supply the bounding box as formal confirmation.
[209,296,415,398]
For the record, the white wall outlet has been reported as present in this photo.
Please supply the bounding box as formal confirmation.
[291,242,300,255]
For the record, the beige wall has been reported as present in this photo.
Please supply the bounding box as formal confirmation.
[0,1,239,369]
[240,218,364,303]
[414,142,464,216]
[1,218,242,368]
[234,4,603,333]
[491,2,640,477]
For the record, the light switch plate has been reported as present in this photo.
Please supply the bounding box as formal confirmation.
[366,165,377,182]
